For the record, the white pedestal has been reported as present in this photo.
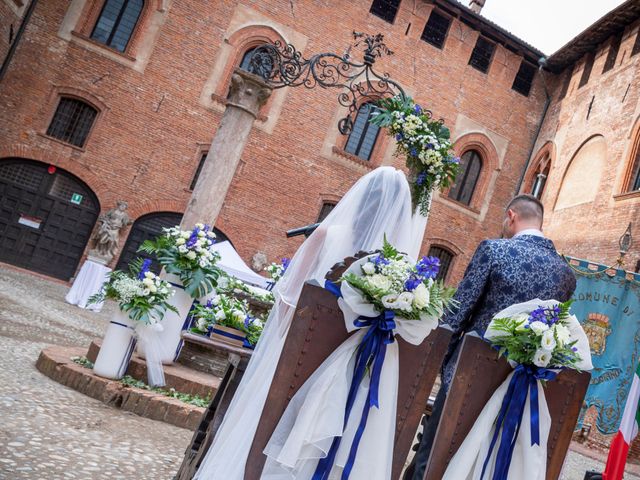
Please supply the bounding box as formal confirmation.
[138,273,194,364]
[93,309,136,380]
[65,260,112,312]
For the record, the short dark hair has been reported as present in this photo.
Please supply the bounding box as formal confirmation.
[506,194,544,222]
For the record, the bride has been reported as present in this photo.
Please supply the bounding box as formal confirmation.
[194,166,422,479]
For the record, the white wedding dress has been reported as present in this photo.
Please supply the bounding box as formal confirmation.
[194,166,424,479]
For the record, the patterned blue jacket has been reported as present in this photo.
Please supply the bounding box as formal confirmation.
[441,234,576,388]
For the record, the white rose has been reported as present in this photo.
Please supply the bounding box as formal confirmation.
[533,348,552,368]
[196,318,208,331]
[367,274,392,292]
[540,329,557,351]
[381,294,401,310]
[142,288,150,296]
[176,237,186,245]
[181,232,191,239]
[142,278,153,287]
[215,310,226,321]
[148,284,157,294]
[207,231,216,238]
[362,262,376,275]
[529,321,549,335]
[397,292,415,312]
[554,324,571,347]
[178,245,188,253]
[186,251,197,260]
[144,271,154,279]
[195,223,204,230]
[197,231,205,237]
[412,283,430,309]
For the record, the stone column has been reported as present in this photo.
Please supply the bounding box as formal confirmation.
[181,69,272,228]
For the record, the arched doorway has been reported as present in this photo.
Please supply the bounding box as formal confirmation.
[115,212,230,272]
[0,158,100,280]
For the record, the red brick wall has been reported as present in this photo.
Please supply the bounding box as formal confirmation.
[0,0,548,282]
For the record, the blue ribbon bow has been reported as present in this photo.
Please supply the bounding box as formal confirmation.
[312,281,397,479]
[480,364,558,480]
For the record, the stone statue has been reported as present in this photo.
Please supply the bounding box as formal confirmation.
[251,252,268,272]
[89,201,133,264]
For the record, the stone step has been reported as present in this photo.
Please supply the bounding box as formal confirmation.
[87,339,220,399]
[36,345,206,430]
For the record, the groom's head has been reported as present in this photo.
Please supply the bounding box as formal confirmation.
[501,194,544,239]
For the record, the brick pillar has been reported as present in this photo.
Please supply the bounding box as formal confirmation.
[181,69,272,228]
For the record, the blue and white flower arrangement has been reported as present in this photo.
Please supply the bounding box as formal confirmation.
[89,258,176,324]
[265,257,290,283]
[140,223,222,298]
[370,96,460,214]
[341,238,456,320]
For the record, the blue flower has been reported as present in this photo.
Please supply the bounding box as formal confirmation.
[205,300,213,309]
[426,143,434,150]
[414,104,422,115]
[405,275,422,291]
[410,148,418,157]
[186,227,199,248]
[395,133,403,141]
[450,156,461,164]
[244,315,253,329]
[416,256,440,279]
[373,254,390,268]
[137,258,152,280]
[416,172,427,186]
[281,258,291,272]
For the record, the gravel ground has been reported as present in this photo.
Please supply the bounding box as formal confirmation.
[0,264,637,480]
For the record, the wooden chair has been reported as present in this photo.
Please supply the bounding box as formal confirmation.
[245,253,453,479]
[423,333,591,480]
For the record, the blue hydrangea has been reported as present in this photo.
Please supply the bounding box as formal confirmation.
[416,256,440,279]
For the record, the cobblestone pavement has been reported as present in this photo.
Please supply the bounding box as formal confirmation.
[0,266,191,479]
[0,265,638,479]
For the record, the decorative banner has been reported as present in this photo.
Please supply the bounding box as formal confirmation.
[566,256,640,434]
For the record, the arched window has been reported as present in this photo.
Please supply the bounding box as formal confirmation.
[238,46,273,80]
[317,201,337,222]
[448,149,482,205]
[46,97,98,148]
[531,154,551,199]
[627,138,640,192]
[344,103,381,161]
[91,0,144,53]
[427,245,454,282]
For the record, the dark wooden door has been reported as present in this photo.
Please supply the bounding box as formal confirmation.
[0,159,99,280]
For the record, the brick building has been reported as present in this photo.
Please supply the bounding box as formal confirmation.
[0,0,635,287]
[520,0,640,272]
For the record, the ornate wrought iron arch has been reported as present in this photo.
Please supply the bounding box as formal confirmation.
[248,32,407,135]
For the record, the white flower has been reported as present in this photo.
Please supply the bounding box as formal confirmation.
[210,295,221,305]
[533,348,552,367]
[148,284,157,294]
[207,231,216,238]
[554,324,571,347]
[362,262,376,275]
[253,318,264,328]
[529,321,549,335]
[142,278,154,287]
[176,237,186,246]
[196,318,209,331]
[181,231,191,239]
[367,274,392,292]
[215,310,226,321]
[412,283,430,309]
[513,313,530,331]
[233,310,245,322]
[540,329,557,351]
[186,251,197,260]
[178,245,188,254]
[144,271,155,279]
[197,230,205,237]
[142,288,150,296]
[381,294,401,310]
[397,292,415,312]
[195,223,204,230]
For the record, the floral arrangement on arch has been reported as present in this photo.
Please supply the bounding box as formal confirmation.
[370,95,460,214]
[190,293,265,347]
[139,223,222,298]
[89,258,177,324]
[341,238,457,320]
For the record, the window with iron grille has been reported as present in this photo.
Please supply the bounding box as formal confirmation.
[447,150,482,206]
[46,98,98,148]
[468,36,495,73]
[369,0,401,24]
[427,246,454,282]
[602,33,622,73]
[578,53,595,88]
[633,31,640,57]
[91,0,144,53]
[239,45,273,80]
[421,10,451,49]
[558,69,572,100]
[344,103,381,161]
[189,152,207,191]
[317,202,337,223]
[511,60,536,96]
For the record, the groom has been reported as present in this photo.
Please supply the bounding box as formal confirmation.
[408,194,576,480]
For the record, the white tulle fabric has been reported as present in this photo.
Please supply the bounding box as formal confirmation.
[262,256,438,479]
[193,166,418,480]
[135,322,166,387]
[442,299,593,480]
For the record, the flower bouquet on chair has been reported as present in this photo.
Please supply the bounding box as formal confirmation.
[262,238,455,479]
[89,258,176,386]
[442,299,593,480]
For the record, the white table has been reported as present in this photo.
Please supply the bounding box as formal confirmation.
[65,260,112,312]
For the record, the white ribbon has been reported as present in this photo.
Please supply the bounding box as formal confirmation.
[134,322,166,387]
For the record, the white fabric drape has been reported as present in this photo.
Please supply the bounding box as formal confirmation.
[194,166,418,480]
[262,256,438,479]
[65,260,112,311]
[442,299,593,480]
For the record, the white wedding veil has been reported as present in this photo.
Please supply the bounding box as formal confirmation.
[194,166,417,480]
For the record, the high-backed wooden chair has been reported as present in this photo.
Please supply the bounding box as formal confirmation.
[245,254,453,479]
[423,333,591,480]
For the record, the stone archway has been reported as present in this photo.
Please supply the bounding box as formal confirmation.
[0,158,100,280]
